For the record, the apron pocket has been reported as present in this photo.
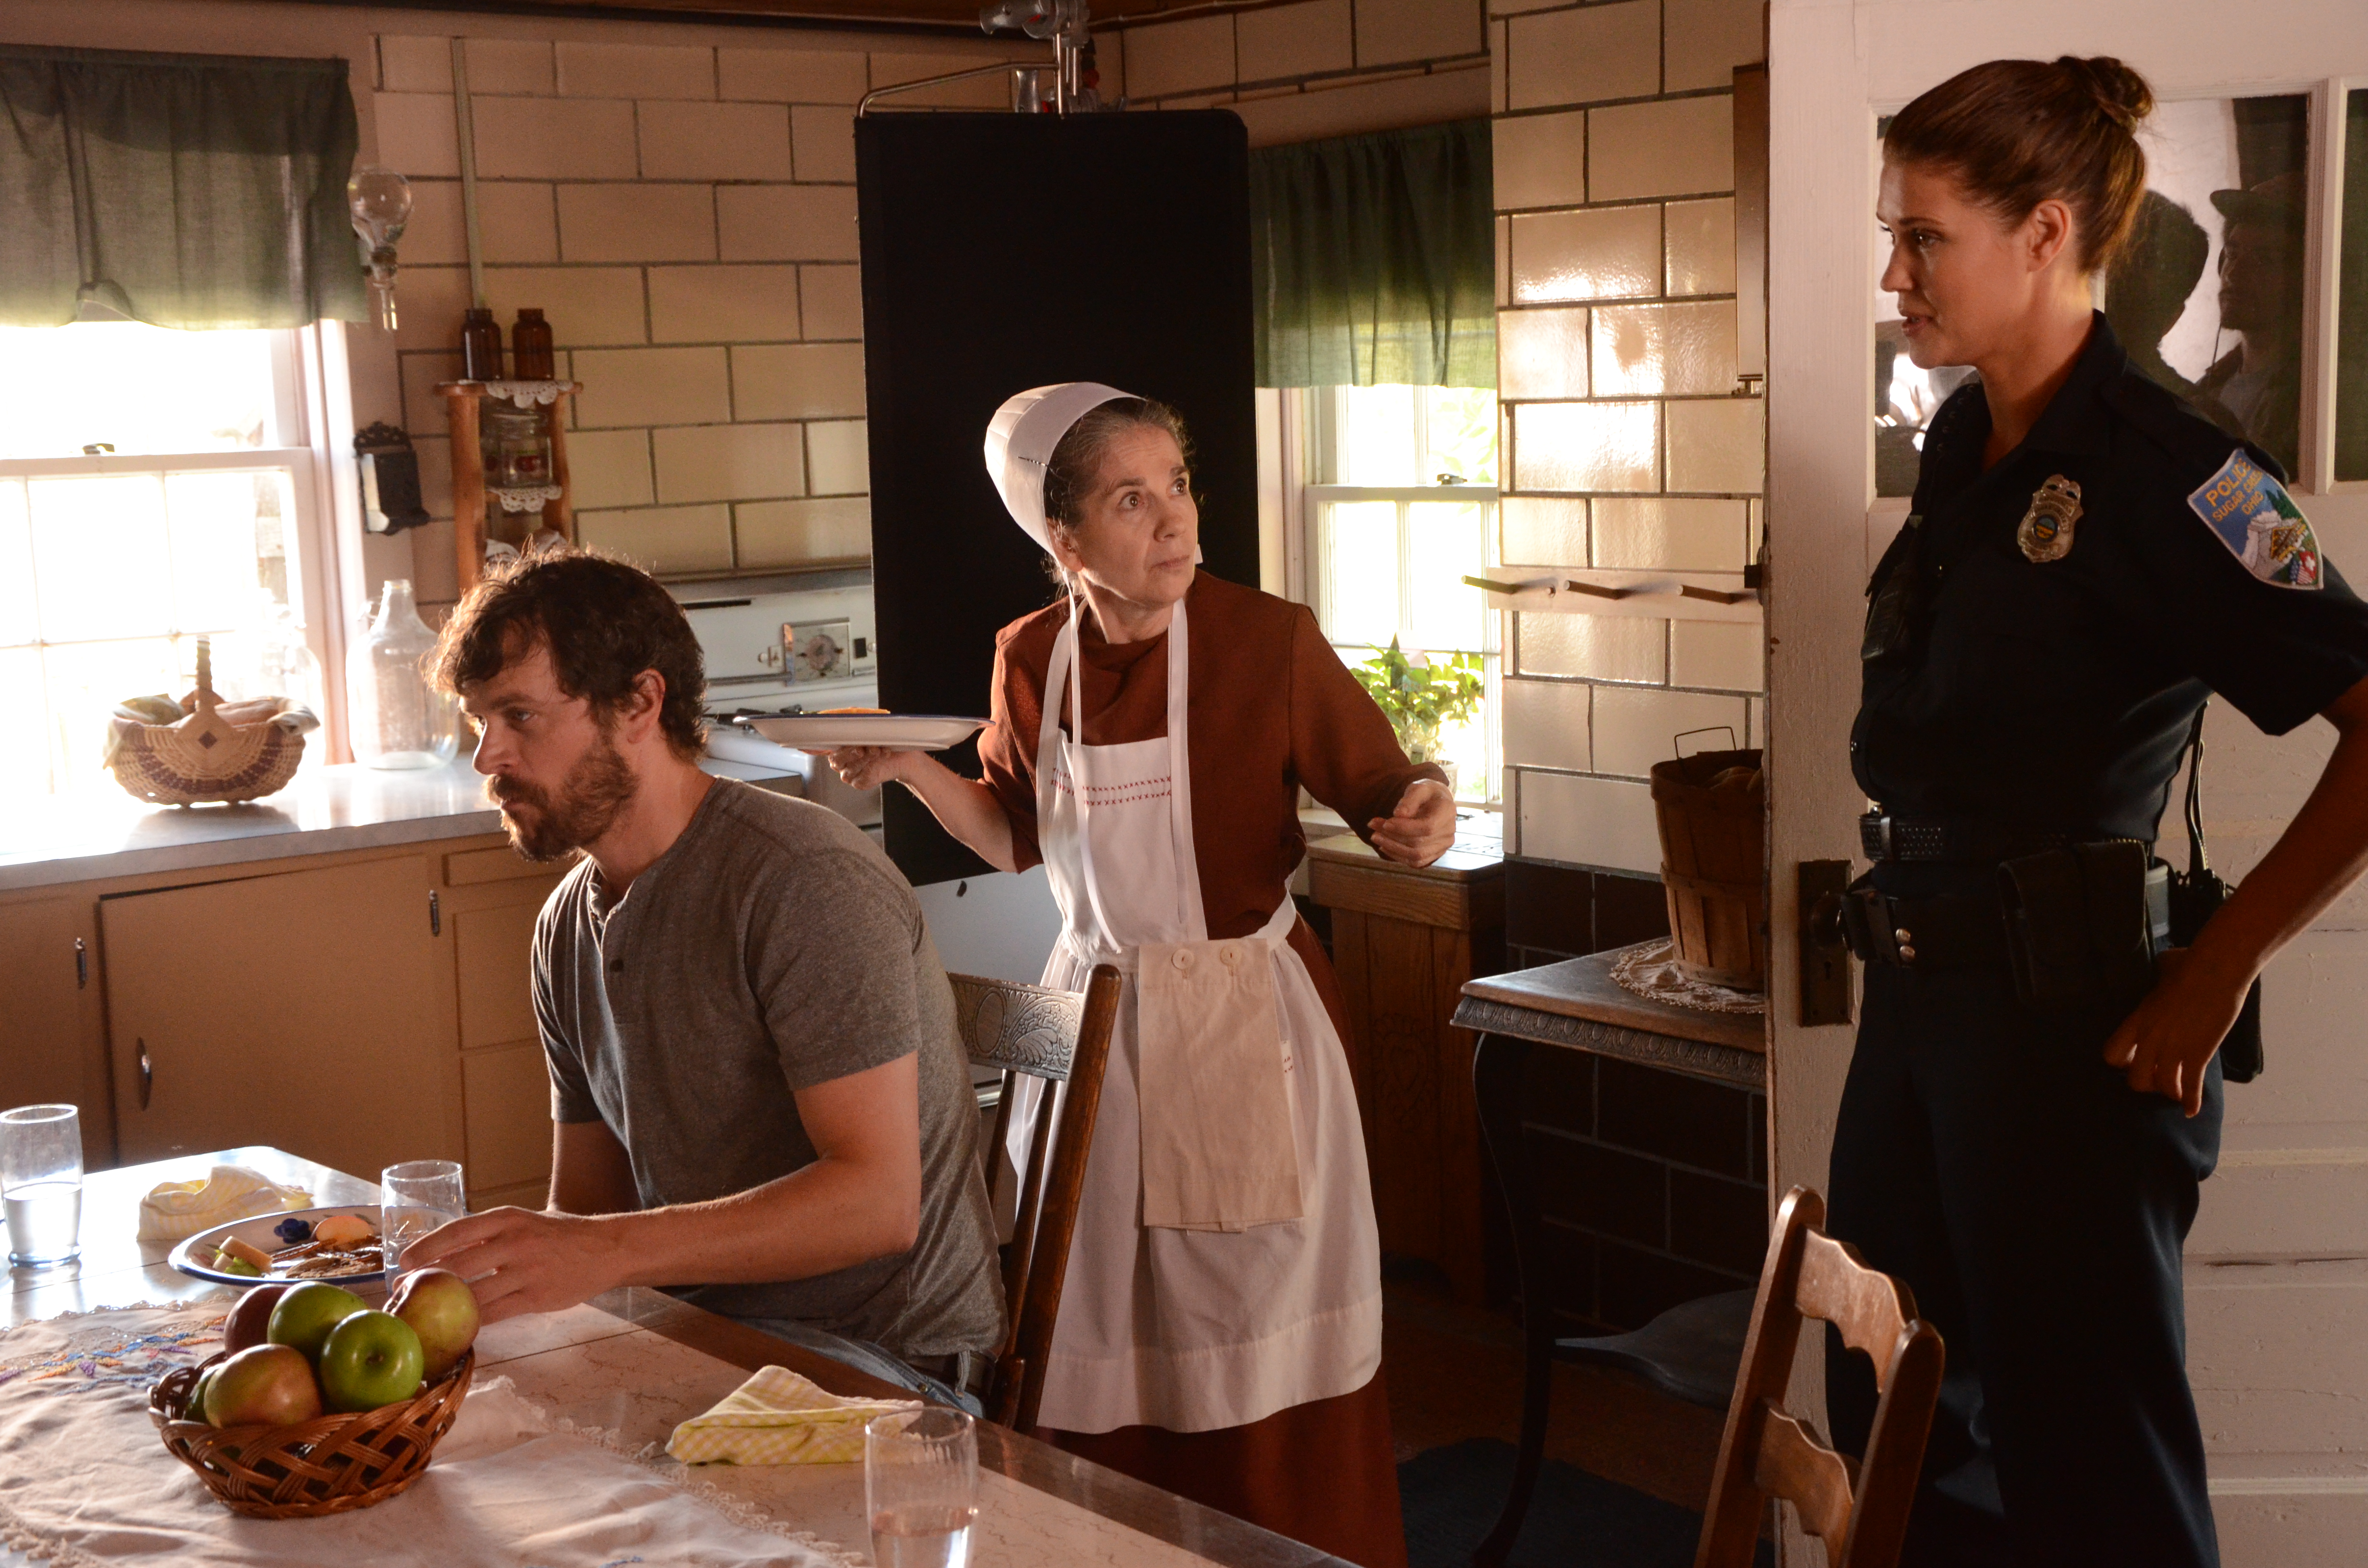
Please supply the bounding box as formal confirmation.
[1136,938,1306,1232]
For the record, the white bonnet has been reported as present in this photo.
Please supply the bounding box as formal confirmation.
[983,382,1136,554]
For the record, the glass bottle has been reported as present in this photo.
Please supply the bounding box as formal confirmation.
[460,307,504,381]
[510,307,555,381]
[347,578,460,770]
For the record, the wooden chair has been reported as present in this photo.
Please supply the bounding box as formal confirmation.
[1694,1186,1946,1568]
[948,964,1122,1430]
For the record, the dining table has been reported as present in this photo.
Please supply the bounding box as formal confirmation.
[1,1146,1357,1568]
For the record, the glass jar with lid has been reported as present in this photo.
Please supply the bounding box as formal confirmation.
[482,402,553,488]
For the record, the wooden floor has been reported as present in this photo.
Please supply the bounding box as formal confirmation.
[1380,1267,1730,1515]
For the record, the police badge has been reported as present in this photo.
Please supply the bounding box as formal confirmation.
[2018,475,2082,563]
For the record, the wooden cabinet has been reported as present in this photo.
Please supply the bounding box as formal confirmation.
[0,897,108,1168]
[439,844,565,1209]
[1309,832,1505,1305]
[103,856,457,1181]
[3,826,563,1204]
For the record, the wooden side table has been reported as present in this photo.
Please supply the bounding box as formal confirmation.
[1307,826,1504,1304]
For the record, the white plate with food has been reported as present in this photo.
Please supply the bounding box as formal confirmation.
[167,1206,391,1287]
[734,713,988,752]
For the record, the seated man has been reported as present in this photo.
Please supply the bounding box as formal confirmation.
[406,551,1004,1405]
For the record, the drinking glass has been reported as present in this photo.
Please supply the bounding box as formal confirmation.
[866,1407,979,1568]
[381,1159,465,1281]
[3,1104,83,1267]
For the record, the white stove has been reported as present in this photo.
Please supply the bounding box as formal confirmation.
[673,575,884,827]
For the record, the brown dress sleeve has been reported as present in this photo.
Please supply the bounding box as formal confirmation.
[1285,603,1449,845]
[978,622,1047,873]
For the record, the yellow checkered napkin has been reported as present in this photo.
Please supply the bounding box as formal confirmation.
[666,1365,921,1466]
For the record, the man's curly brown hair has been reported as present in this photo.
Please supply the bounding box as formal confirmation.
[432,550,708,759]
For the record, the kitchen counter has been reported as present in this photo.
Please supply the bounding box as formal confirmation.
[0,761,502,893]
[2,756,807,894]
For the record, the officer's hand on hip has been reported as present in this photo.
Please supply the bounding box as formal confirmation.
[2103,947,2247,1117]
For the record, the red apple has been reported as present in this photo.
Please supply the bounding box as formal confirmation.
[317,1310,425,1412]
[224,1283,289,1354]
[267,1281,369,1362]
[204,1344,322,1428]
[388,1268,480,1380]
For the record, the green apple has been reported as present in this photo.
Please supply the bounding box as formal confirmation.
[388,1268,480,1381]
[203,1344,322,1428]
[266,1282,369,1363]
[187,1364,221,1423]
[224,1283,289,1355]
[317,1310,424,1412]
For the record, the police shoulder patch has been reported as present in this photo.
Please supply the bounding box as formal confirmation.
[2187,448,2321,589]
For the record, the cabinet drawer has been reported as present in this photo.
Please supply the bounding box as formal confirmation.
[456,904,542,1050]
[444,846,554,886]
[462,1042,554,1195]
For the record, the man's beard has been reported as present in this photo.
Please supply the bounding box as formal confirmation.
[489,732,638,862]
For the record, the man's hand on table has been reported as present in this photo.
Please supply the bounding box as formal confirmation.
[399,1207,627,1325]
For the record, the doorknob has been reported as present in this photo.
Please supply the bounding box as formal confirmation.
[1799,861,1853,1027]
[137,1038,153,1110]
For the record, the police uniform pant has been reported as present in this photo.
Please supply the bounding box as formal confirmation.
[1825,956,2223,1568]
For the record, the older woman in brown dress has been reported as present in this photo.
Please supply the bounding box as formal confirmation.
[826,385,1455,1567]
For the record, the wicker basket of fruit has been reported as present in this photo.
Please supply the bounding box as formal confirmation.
[148,1271,481,1519]
[106,637,318,807]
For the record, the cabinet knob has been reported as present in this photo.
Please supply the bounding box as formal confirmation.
[136,1039,153,1110]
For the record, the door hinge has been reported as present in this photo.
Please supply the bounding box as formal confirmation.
[74,936,87,989]
[136,1038,153,1109]
[429,889,442,937]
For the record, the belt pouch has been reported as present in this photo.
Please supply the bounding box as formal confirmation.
[1998,848,2092,1007]
[1998,843,2157,1011]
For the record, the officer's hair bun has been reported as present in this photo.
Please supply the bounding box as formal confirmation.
[2056,56,2154,133]
[1886,56,2157,272]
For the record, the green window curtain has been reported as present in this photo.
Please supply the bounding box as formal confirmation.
[1250,118,1495,390]
[0,44,365,330]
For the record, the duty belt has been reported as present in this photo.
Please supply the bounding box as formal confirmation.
[1859,812,2070,864]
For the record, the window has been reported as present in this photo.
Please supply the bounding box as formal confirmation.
[1301,384,1500,803]
[0,321,344,801]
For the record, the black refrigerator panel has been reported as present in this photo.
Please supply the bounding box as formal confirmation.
[856,110,1257,887]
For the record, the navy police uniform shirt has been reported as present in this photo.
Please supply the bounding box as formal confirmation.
[1854,312,2368,844]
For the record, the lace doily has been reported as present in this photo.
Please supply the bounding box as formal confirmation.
[1610,939,1765,1015]
[478,380,569,406]
[489,484,562,513]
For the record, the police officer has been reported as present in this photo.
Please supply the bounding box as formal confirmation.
[1831,56,2368,1568]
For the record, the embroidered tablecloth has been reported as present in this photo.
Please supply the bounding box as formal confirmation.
[0,1306,860,1568]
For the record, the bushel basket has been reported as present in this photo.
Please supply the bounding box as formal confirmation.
[148,1348,474,1518]
[1649,747,1766,992]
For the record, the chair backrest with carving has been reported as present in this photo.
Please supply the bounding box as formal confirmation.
[947,966,1121,1430]
[1694,1186,1946,1568]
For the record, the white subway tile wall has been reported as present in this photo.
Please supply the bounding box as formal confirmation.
[1495,0,1766,869]
[378,31,987,586]
[1103,0,1489,149]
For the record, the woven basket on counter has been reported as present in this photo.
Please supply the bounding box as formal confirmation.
[1649,746,1766,992]
[106,638,307,806]
[148,1349,474,1519]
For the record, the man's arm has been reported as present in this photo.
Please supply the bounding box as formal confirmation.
[401,1053,924,1324]
[547,1119,639,1215]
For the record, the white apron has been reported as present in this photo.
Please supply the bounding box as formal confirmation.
[1006,597,1384,1435]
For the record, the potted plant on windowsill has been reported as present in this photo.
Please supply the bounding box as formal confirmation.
[1350,639,1483,797]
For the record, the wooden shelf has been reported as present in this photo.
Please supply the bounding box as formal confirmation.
[1463,571,1762,623]
[439,380,583,595]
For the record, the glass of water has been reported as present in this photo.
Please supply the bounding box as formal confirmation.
[866,1407,978,1568]
[380,1159,465,1280]
[3,1104,83,1267]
